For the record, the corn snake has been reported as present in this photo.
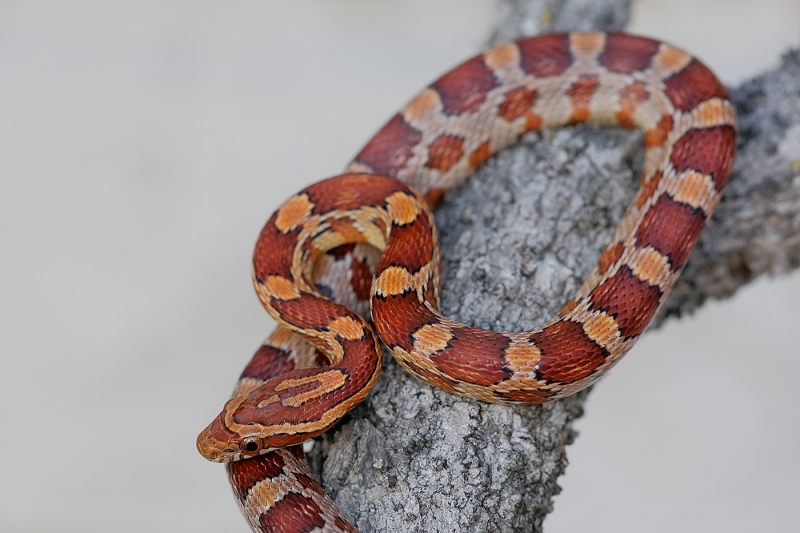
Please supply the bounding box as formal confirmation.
[197,32,737,532]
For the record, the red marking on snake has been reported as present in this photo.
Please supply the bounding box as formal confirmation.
[532,320,608,383]
[426,134,465,171]
[567,74,600,123]
[198,32,737,533]
[664,59,730,112]
[589,265,662,337]
[617,81,649,129]
[259,492,325,533]
[431,55,499,115]
[350,256,373,301]
[304,173,402,213]
[635,195,707,268]
[671,126,737,189]
[599,33,661,74]
[378,211,435,273]
[253,219,301,280]
[517,34,573,77]
[430,328,512,386]
[352,114,422,175]
[498,87,539,122]
[372,290,439,352]
[241,345,296,381]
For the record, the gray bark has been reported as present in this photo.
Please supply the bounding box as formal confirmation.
[306,0,800,530]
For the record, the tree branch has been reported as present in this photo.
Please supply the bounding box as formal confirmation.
[307,1,800,530]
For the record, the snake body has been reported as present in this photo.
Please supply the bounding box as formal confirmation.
[197,32,737,532]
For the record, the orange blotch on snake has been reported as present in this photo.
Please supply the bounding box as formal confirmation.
[386,191,421,225]
[503,340,542,374]
[644,114,673,148]
[327,316,364,341]
[670,170,717,210]
[274,194,314,233]
[483,42,520,71]
[424,188,446,209]
[263,275,300,301]
[412,322,453,355]
[654,44,692,74]
[469,141,492,169]
[581,313,620,347]
[598,243,625,274]
[373,265,413,297]
[570,32,606,54]
[629,246,670,287]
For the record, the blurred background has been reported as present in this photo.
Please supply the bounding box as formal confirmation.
[1,1,799,531]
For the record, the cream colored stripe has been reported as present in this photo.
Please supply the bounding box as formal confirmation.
[327,315,365,340]
[627,246,672,288]
[690,97,738,129]
[581,312,620,348]
[570,32,606,56]
[373,266,413,297]
[665,170,719,213]
[483,42,520,71]
[412,322,453,356]
[503,338,541,374]
[402,88,442,124]
[262,275,300,301]
[651,44,691,76]
[386,191,421,225]
[274,194,314,233]
[275,369,348,408]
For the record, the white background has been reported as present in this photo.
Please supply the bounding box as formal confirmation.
[1,1,798,532]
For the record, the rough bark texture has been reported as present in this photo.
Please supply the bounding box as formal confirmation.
[305,0,800,531]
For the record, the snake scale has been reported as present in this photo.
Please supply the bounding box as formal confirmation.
[197,32,737,532]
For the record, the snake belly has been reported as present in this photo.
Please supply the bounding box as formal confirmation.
[198,32,737,532]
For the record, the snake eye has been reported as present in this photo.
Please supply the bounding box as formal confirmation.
[241,437,263,454]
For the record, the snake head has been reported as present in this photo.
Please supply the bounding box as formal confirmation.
[196,395,275,463]
[197,370,339,462]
